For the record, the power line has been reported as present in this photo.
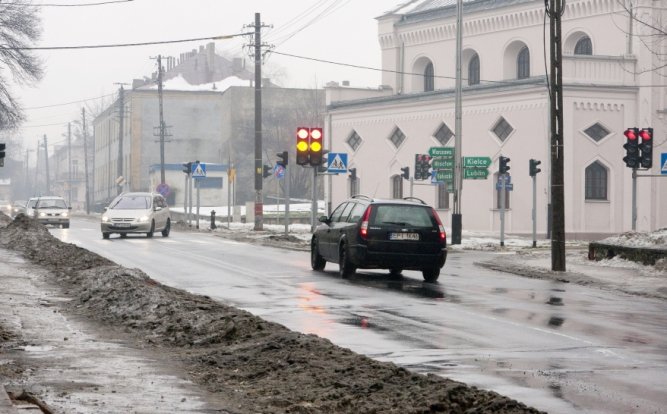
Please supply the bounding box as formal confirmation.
[3,0,134,6]
[25,92,116,110]
[0,33,247,51]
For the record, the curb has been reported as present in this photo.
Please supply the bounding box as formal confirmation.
[0,385,18,414]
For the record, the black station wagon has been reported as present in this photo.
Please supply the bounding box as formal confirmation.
[311,195,447,282]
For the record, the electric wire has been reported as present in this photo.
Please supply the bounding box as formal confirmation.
[24,92,116,110]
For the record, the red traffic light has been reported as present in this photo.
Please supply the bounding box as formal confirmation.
[638,129,652,141]
[624,128,638,140]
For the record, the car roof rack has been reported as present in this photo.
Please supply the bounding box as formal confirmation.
[351,194,373,201]
[402,196,427,205]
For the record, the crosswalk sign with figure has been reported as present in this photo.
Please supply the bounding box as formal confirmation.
[327,153,348,174]
[192,162,206,178]
[661,153,667,175]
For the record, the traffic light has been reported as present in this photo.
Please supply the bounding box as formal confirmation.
[277,151,288,167]
[414,154,431,180]
[0,143,5,167]
[400,166,410,180]
[623,127,640,168]
[309,127,324,166]
[296,127,310,165]
[499,156,510,174]
[262,164,273,178]
[181,161,192,174]
[639,127,653,169]
[529,159,541,176]
[349,167,357,180]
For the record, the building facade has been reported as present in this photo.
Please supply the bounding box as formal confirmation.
[325,0,666,238]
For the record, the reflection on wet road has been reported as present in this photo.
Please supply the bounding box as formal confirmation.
[56,219,667,414]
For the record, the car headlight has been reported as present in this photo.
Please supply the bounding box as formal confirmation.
[101,216,109,223]
[62,211,69,217]
[138,215,149,223]
[39,212,46,217]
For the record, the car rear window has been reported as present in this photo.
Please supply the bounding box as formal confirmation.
[111,196,151,209]
[372,205,434,227]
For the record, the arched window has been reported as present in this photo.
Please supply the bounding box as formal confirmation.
[424,62,434,92]
[517,47,530,79]
[468,54,480,86]
[574,36,592,55]
[585,161,607,200]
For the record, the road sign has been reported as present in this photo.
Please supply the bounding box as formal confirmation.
[275,164,285,179]
[327,152,348,173]
[463,168,489,179]
[156,182,170,197]
[192,162,206,178]
[496,182,514,191]
[661,153,667,175]
[431,158,454,169]
[433,169,454,182]
[464,156,492,168]
[429,147,455,158]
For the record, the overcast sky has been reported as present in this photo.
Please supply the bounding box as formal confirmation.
[12,0,398,151]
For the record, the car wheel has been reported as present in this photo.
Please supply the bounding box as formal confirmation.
[146,221,155,238]
[120,233,127,239]
[389,268,402,278]
[311,238,326,271]
[161,219,171,237]
[422,267,440,283]
[102,232,110,239]
[338,243,356,279]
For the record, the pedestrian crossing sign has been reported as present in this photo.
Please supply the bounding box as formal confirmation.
[192,162,206,178]
[327,153,348,174]
[661,153,667,175]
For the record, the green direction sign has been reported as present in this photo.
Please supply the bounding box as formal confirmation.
[463,167,489,179]
[464,156,492,168]
[434,169,454,182]
[431,158,454,169]
[429,147,455,158]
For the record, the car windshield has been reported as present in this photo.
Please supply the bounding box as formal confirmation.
[36,199,67,209]
[28,199,38,208]
[111,196,151,210]
[372,205,433,227]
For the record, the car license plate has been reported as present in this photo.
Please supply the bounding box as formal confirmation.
[390,232,419,241]
[115,223,131,228]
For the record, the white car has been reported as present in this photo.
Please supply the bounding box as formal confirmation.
[30,196,71,228]
[100,192,171,239]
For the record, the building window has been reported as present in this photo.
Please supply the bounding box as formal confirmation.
[584,123,610,142]
[391,175,403,199]
[389,127,406,148]
[517,46,530,79]
[492,117,514,142]
[347,130,363,151]
[424,62,434,92]
[574,36,592,55]
[434,123,454,145]
[494,173,511,209]
[437,184,450,209]
[468,54,480,86]
[585,161,607,200]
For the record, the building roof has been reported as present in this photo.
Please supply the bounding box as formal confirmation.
[384,0,537,23]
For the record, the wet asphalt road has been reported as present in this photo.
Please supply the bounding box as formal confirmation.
[52,218,667,414]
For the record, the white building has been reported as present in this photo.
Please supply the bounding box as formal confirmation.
[325,0,666,239]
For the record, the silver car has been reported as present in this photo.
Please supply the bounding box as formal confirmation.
[101,192,171,239]
[31,196,71,228]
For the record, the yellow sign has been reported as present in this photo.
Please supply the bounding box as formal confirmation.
[228,168,236,182]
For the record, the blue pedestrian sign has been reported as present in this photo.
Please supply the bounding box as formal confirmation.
[661,153,667,175]
[275,164,285,179]
[327,153,348,174]
[192,162,206,178]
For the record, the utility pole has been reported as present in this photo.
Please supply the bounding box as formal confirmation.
[150,55,170,186]
[248,13,270,231]
[35,140,39,194]
[451,0,464,245]
[67,122,72,205]
[548,0,566,271]
[43,135,50,194]
[82,108,91,214]
[115,83,127,195]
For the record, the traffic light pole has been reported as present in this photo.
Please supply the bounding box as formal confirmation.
[532,174,537,248]
[284,165,290,236]
[632,168,637,231]
[311,166,317,232]
[499,174,506,247]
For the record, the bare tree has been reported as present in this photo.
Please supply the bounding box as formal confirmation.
[0,0,43,131]
[614,0,667,75]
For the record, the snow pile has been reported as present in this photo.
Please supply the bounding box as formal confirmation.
[597,228,667,248]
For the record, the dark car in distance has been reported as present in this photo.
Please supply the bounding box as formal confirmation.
[311,195,447,282]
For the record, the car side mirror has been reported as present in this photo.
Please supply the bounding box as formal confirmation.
[103,206,108,212]
[68,206,72,210]
[318,215,330,224]
[155,206,162,212]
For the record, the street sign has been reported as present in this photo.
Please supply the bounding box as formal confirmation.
[434,169,454,182]
[431,158,454,169]
[496,182,514,191]
[327,152,348,173]
[156,182,170,197]
[464,156,492,168]
[428,147,455,158]
[463,168,489,179]
[661,153,667,175]
[275,164,285,179]
[192,162,206,178]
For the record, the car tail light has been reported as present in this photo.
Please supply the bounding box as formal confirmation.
[359,206,372,239]
[431,208,446,242]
